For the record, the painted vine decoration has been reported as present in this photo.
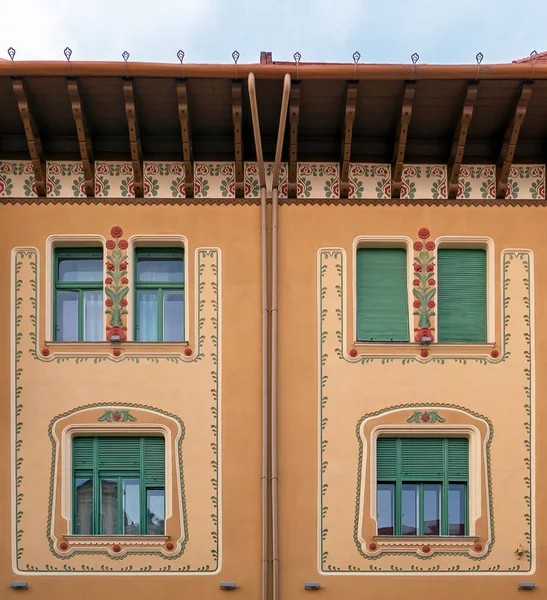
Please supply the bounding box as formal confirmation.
[98,409,137,423]
[406,410,446,424]
[413,227,436,343]
[105,225,129,341]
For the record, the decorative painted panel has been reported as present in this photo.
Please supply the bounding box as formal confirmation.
[401,165,447,200]
[506,165,545,200]
[297,163,339,199]
[95,162,134,198]
[348,164,391,200]
[144,162,185,198]
[46,162,86,198]
[457,166,495,200]
[243,162,288,198]
[0,161,36,197]
[194,162,235,198]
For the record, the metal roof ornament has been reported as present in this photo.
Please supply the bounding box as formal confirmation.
[232,50,240,79]
[411,52,419,77]
[177,49,185,78]
[475,52,483,80]
[353,51,361,80]
[122,51,130,78]
[64,47,73,78]
[530,50,538,80]
[294,52,301,81]
[7,47,16,76]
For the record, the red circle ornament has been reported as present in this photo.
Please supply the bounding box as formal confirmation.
[112,544,121,553]
[418,227,430,239]
[413,241,423,251]
[121,276,129,284]
[106,261,115,271]
[414,263,422,272]
[425,241,435,251]
[427,300,435,309]
[113,349,121,357]
[369,542,378,551]
[120,261,128,270]
[118,239,129,250]
[41,348,50,357]
[474,543,483,552]
[106,240,116,250]
[413,279,420,286]
[349,348,358,358]
[110,226,123,238]
[105,298,114,307]
[420,349,429,358]
[428,278,436,286]
[120,298,128,307]
[413,300,421,308]
[184,347,193,356]
[426,263,435,272]
[490,349,499,358]
[105,277,113,285]
[166,542,174,551]
[422,545,431,554]
[59,542,69,551]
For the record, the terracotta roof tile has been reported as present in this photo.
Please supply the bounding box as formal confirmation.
[513,51,547,63]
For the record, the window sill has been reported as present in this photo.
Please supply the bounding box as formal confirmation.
[44,341,190,356]
[375,535,478,547]
[351,341,496,357]
[64,534,169,545]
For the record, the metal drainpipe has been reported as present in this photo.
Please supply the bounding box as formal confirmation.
[248,72,268,600]
[271,73,291,600]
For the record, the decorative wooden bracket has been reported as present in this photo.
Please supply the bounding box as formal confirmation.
[123,80,144,198]
[12,79,46,197]
[340,82,358,198]
[391,83,416,199]
[447,83,478,199]
[288,82,300,197]
[67,79,95,197]
[232,81,244,197]
[496,82,533,199]
[176,81,194,198]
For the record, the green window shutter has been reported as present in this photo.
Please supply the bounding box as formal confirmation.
[356,248,409,342]
[73,437,94,470]
[437,249,487,343]
[97,437,141,471]
[447,438,469,480]
[377,438,398,480]
[143,437,166,486]
[400,438,445,479]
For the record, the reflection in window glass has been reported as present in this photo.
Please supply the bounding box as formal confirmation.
[137,258,184,283]
[101,478,118,534]
[423,483,441,535]
[75,477,93,535]
[123,479,141,535]
[377,483,394,535]
[137,291,159,341]
[448,483,466,535]
[163,292,184,342]
[401,484,418,535]
[83,290,103,341]
[57,290,79,341]
[147,489,165,535]
[59,258,103,282]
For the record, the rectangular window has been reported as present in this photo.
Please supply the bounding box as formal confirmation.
[135,248,185,342]
[437,248,487,343]
[356,248,409,342]
[376,437,468,536]
[72,436,165,535]
[54,248,103,342]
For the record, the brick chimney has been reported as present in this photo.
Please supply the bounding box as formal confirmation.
[260,51,273,65]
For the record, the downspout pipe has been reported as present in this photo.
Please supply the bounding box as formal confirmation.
[271,73,291,600]
[248,72,268,600]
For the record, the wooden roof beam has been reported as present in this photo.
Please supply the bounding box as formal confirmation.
[123,80,144,198]
[496,82,533,199]
[391,82,416,199]
[176,80,194,198]
[447,83,479,199]
[288,82,300,198]
[67,79,94,197]
[232,81,244,197]
[340,82,358,198]
[12,79,46,197]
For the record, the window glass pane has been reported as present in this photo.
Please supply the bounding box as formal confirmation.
[83,290,103,341]
[448,483,466,535]
[59,257,103,282]
[377,483,394,535]
[163,292,184,342]
[147,489,165,534]
[137,290,158,341]
[75,477,93,534]
[101,478,118,534]
[57,290,79,341]
[423,483,441,535]
[401,483,418,535]
[137,258,184,283]
[123,478,141,535]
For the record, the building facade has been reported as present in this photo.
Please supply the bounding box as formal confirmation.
[0,54,545,598]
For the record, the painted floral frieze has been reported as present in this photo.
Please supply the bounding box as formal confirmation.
[194,162,235,198]
[243,162,288,198]
[506,165,545,200]
[457,165,495,199]
[297,163,339,199]
[348,164,390,199]
[412,228,436,342]
[144,162,185,198]
[105,225,129,341]
[46,162,86,198]
[95,162,134,198]
[401,165,447,200]
[0,161,36,197]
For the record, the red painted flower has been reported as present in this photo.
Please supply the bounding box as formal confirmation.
[112,349,121,357]
[106,240,116,250]
[106,261,115,271]
[418,227,430,239]
[105,277,113,285]
[414,262,422,272]
[490,349,499,359]
[120,298,128,307]
[428,278,436,286]
[413,279,420,286]
[369,542,378,551]
[426,263,435,272]
[413,241,423,251]
[41,348,50,357]
[120,262,128,270]
[425,241,435,251]
[413,300,421,308]
[105,298,114,307]
[420,349,429,358]
[118,239,129,250]
[415,327,435,343]
[110,226,123,238]
[121,277,129,284]
[349,348,358,358]
[427,300,435,309]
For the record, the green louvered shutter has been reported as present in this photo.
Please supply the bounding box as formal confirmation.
[400,438,445,480]
[438,249,487,342]
[143,437,165,486]
[377,438,398,480]
[356,248,409,342]
[447,438,469,480]
[97,437,141,471]
[73,437,94,470]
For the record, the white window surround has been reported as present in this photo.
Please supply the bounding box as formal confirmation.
[126,235,189,343]
[435,236,495,344]
[45,235,107,342]
[352,236,414,343]
[365,424,484,537]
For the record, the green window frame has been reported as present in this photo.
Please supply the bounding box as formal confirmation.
[356,248,409,342]
[437,248,487,343]
[54,247,104,342]
[376,437,469,536]
[72,436,166,536]
[134,248,185,342]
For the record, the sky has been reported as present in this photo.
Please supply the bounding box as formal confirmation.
[1,0,547,65]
